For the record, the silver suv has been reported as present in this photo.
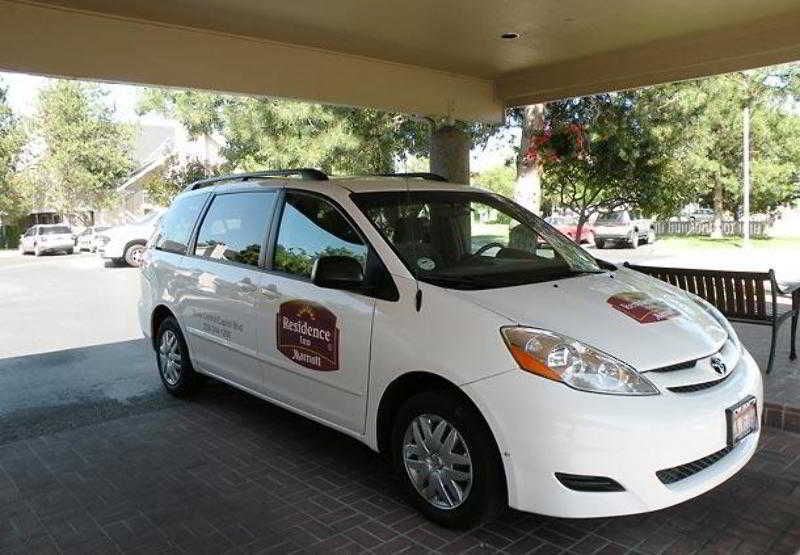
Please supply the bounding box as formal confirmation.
[593,209,655,249]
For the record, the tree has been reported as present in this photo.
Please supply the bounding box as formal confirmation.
[0,80,26,221]
[538,90,690,239]
[144,155,222,207]
[28,81,134,224]
[511,104,546,214]
[137,90,433,175]
[670,66,800,236]
[137,89,502,195]
[472,164,515,198]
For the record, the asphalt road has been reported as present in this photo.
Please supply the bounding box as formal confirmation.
[0,251,178,445]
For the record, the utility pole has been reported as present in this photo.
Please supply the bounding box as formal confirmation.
[742,104,751,248]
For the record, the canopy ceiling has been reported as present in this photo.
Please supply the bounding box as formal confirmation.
[2,0,800,122]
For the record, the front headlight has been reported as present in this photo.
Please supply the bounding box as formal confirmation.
[500,327,659,396]
[689,295,741,352]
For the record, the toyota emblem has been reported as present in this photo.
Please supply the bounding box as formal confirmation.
[710,357,727,375]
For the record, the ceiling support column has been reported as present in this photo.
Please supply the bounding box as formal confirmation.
[430,126,470,185]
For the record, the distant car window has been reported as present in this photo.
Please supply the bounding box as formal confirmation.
[40,226,71,235]
[155,193,209,254]
[597,212,627,224]
[194,192,276,267]
[273,192,367,278]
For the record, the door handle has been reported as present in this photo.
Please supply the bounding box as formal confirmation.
[258,284,281,300]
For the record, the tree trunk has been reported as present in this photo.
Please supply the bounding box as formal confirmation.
[575,213,588,245]
[711,176,724,238]
[515,104,545,214]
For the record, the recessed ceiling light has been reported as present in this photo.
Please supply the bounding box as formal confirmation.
[500,32,520,40]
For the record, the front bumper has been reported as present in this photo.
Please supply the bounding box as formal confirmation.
[98,239,125,259]
[463,348,763,518]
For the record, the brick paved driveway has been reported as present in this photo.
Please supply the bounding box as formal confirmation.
[2,382,800,555]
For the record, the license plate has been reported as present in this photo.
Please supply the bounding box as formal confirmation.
[726,396,758,446]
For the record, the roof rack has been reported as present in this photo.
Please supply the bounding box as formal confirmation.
[375,172,448,182]
[185,168,328,191]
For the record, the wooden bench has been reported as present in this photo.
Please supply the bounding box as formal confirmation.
[623,263,799,374]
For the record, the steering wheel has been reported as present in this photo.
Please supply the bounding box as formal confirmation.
[470,242,506,258]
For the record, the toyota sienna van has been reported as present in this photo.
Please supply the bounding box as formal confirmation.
[139,170,762,528]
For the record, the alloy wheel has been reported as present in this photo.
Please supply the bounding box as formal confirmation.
[159,330,183,386]
[403,414,473,510]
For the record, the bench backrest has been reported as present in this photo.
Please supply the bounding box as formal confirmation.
[623,263,775,322]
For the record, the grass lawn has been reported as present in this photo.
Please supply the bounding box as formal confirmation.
[658,235,800,250]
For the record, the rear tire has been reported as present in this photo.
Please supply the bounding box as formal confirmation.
[392,390,506,529]
[629,230,639,249]
[156,317,199,397]
[124,242,146,267]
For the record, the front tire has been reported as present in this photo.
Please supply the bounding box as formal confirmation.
[34,244,42,257]
[594,239,605,249]
[156,317,199,397]
[392,391,506,529]
[124,242,146,267]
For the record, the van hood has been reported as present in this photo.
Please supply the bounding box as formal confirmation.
[451,268,727,371]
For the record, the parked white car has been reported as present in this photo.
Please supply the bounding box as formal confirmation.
[594,209,655,249]
[75,225,111,252]
[19,224,75,256]
[97,210,165,267]
[139,171,762,528]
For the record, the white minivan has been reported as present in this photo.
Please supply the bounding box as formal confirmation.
[139,170,762,528]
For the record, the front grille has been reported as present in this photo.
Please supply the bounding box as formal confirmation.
[650,359,697,373]
[656,445,734,484]
[555,473,625,492]
[668,374,730,393]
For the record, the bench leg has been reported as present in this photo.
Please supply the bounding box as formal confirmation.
[791,308,798,361]
[767,323,778,374]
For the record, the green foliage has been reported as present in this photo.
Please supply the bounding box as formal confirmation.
[472,164,515,198]
[0,80,26,220]
[27,81,134,224]
[540,90,689,228]
[137,90,431,174]
[144,155,222,206]
[136,89,501,178]
[671,67,800,216]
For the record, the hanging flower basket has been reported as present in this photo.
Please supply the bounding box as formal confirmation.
[523,123,588,166]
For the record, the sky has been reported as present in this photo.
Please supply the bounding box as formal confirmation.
[0,70,518,172]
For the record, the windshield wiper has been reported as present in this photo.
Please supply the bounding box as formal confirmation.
[418,275,490,289]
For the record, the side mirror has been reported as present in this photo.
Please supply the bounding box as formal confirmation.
[312,256,364,290]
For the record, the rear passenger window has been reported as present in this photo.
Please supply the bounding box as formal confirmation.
[273,192,367,278]
[194,192,276,267]
[156,193,208,254]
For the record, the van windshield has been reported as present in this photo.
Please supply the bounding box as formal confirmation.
[352,190,602,289]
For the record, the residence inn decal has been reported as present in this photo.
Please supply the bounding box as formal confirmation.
[277,300,340,371]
